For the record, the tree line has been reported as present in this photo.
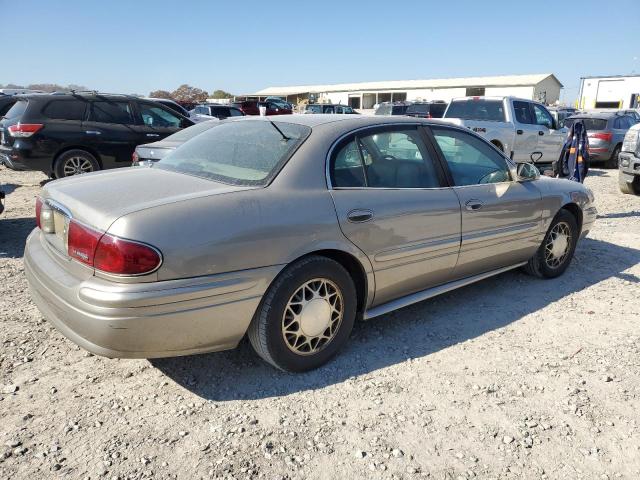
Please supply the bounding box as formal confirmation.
[1,83,235,102]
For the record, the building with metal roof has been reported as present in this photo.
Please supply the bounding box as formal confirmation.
[248,73,563,110]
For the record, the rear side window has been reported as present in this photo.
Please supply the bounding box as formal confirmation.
[513,101,534,124]
[4,100,28,120]
[333,140,366,187]
[90,101,134,124]
[42,100,86,121]
[445,99,506,122]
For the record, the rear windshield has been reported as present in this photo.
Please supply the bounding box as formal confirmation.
[391,105,408,115]
[161,120,219,142]
[564,117,608,131]
[4,100,28,120]
[406,104,429,114]
[445,99,506,122]
[156,120,310,186]
[429,103,447,118]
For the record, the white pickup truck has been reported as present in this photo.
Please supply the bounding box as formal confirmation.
[442,96,567,169]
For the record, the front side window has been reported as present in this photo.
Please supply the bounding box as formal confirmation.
[432,127,511,186]
[533,104,554,129]
[331,128,441,189]
[90,101,133,124]
[157,120,310,186]
[139,104,181,128]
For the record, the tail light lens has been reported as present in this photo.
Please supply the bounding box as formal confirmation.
[588,132,613,142]
[8,123,44,138]
[67,219,161,275]
[94,235,161,275]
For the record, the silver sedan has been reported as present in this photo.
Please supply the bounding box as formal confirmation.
[25,115,597,372]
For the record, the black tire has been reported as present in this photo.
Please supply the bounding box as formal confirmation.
[248,255,357,372]
[524,209,579,279]
[619,173,640,195]
[605,145,621,169]
[54,150,100,178]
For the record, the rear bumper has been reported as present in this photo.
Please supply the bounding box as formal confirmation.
[24,229,282,358]
[0,144,51,173]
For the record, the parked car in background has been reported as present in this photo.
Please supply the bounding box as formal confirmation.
[374,101,412,116]
[0,92,193,178]
[146,98,191,117]
[405,101,448,119]
[619,109,640,123]
[230,100,292,116]
[619,122,640,194]
[547,106,577,128]
[303,104,358,114]
[564,112,636,168]
[133,120,219,165]
[192,104,245,120]
[25,115,596,372]
[265,96,294,110]
[443,96,566,170]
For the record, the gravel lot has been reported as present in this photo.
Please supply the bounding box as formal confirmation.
[1,165,639,480]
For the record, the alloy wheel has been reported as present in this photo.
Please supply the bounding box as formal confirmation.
[63,156,94,176]
[281,278,344,355]
[544,221,572,268]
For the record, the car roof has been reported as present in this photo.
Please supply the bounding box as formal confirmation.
[567,112,617,120]
[240,113,445,128]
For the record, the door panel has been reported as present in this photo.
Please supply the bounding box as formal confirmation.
[452,182,542,277]
[328,125,461,306]
[429,125,543,278]
[332,189,461,305]
[532,103,564,164]
[511,100,539,161]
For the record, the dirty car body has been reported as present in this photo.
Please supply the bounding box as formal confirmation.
[24,115,597,371]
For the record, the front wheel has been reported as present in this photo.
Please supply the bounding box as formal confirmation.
[248,256,357,372]
[524,209,579,278]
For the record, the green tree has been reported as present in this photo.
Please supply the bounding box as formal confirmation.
[149,90,173,99]
[210,89,234,99]
[171,84,208,103]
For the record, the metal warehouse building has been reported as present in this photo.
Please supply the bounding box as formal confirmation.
[252,73,563,111]
[577,74,640,110]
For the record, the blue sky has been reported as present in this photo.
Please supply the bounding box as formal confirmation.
[2,0,638,102]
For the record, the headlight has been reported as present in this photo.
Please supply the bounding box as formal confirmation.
[622,126,640,154]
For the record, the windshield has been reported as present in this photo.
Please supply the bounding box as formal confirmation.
[156,120,310,186]
[445,99,506,122]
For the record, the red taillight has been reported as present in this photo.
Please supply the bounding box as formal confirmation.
[588,132,613,142]
[94,235,161,275]
[8,123,44,138]
[35,197,43,228]
[67,219,161,275]
[426,113,432,119]
[67,220,102,266]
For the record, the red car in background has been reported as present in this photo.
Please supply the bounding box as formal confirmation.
[231,100,292,116]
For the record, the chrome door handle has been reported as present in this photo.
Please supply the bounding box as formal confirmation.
[146,133,160,137]
[347,209,374,223]
[465,200,484,211]
[85,130,101,135]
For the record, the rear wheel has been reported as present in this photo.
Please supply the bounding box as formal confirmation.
[619,173,640,195]
[54,150,99,178]
[524,209,579,279]
[605,145,621,169]
[248,256,357,372]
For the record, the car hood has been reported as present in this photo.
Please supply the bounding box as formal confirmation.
[41,167,255,232]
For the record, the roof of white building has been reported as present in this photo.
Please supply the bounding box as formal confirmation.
[253,74,562,96]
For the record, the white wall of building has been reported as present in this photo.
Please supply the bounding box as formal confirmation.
[579,76,640,110]
[485,86,534,99]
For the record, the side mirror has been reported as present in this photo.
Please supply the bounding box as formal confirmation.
[516,162,540,182]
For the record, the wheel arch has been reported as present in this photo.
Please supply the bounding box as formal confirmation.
[560,202,583,233]
[490,139,504,152]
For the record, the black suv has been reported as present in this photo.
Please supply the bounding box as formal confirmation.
[405,101,447,119]
[0,93,193,178]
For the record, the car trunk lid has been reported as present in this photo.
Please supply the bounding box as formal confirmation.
[39,167,255,257]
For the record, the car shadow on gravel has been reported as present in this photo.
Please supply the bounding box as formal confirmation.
[152,237,640,401]
[0,217,35,257]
